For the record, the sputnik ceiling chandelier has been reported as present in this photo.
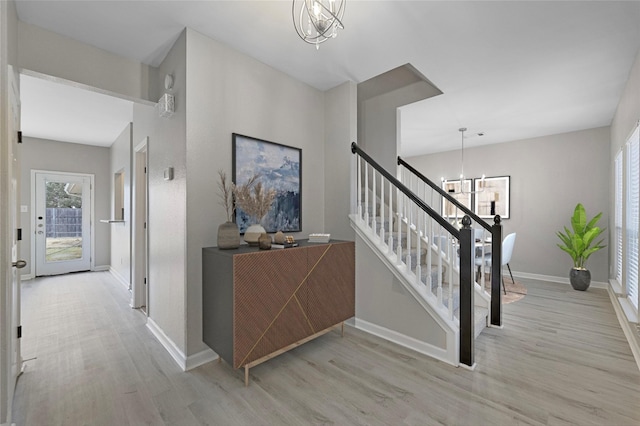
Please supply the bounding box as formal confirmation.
[292,0,346,49]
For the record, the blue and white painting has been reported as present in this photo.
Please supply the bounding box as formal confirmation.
[232,134,301,233]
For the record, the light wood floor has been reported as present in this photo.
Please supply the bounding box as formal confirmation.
[12,271,640,425]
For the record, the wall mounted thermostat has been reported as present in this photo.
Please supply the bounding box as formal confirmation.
[164,167,174,181]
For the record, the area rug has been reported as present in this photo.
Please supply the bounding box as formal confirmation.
[483,276,527,304]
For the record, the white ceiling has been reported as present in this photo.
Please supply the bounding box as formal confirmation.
[15,1,640,155]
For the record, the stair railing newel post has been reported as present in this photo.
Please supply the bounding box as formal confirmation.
[490,215,503,327]
[459,215,475,368]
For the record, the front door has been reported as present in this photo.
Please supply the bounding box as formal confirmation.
[34,171,92,276]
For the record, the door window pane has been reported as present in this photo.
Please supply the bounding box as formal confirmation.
[45,181,83,262]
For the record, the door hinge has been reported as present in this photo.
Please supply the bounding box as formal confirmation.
[144,166,147,173]
[17,326,22,339]
[17,131,22,144]
[17,228,22,241]
[144,222,147,229]
[144,277,147,284]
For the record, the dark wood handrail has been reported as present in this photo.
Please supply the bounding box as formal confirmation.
[351,142,459,238]
[397,156,491,232]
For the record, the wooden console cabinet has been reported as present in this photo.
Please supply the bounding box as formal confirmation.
[202,240,355,384]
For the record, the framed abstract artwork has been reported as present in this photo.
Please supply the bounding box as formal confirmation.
[232,133,302,233]
[441,179,472,218]
[474,176,510,219]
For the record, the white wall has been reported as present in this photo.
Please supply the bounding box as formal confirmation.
[406,127,611,282]
[184,28,327,356]
[19,137,111,275]
[109,124,133,286]
[325,81,358,240]
[17,22,155,102]
[147,30,188,354]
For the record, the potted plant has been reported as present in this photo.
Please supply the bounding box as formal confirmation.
[216,170,240,249]
[556,203,605,290]
[233,173,276,246]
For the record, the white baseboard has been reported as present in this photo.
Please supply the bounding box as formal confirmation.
[92,265,110,272]
[607,285,640,372]
[19,273,34,281]
[146,317,217,371]
[512,270,608,289]
[353,317,455,367]
[186,348,218,371]
[146,317,187,370]
[109,267,130,290]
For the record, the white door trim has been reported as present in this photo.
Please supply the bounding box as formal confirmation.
[30,170,95,276]
[132,137,148,312]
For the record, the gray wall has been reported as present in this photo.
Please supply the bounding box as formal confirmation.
[148,30,188,353]
[609,48,640,281]
[19,137,111,276]
[611,50,640,156]
[355,235,447,347]
[325,81,358,240]
[406,127,611,282]
[358,76,441,173]
[109,124,132,286]
[18,21,155,102]
[184,28,328,356]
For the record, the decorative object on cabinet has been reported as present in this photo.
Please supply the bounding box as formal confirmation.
[202,240,355,385]
[233,173,275,245]
[233,133,301,234]
[474,176,510,219]
[274,231,285,244]
[309,233,330,243]
[258,233,272,250]
[216,170,240,249]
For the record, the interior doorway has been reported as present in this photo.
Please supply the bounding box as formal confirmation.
[32,171,94,276]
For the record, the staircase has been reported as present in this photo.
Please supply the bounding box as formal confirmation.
[350,143,503,368]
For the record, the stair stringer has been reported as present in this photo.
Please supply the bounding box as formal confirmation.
[350,214,460,366]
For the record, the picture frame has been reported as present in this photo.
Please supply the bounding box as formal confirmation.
[441,179,472,218]
[474,176,510,219]
[232,133,302,233]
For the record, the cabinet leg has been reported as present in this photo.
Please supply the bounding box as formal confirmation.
[245,366,249,386]
[341,322,344,337]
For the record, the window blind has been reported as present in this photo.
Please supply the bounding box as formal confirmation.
[625,126,640,310]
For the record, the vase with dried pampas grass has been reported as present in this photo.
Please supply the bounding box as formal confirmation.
[233,174,276,246]
[216,170,240,249]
